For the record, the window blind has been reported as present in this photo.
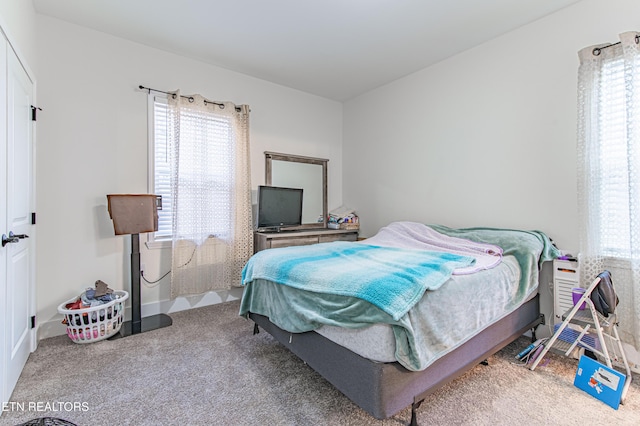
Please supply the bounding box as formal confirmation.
[153,96,173,240]
[150,94,235,242]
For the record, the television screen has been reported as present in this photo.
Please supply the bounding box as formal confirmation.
[257,185,303,230]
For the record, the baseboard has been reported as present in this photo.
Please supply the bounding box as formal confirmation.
[618,342,640,375]
[37,287,243,340]
[613,359,640,375]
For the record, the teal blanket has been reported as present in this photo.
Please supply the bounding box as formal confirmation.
[427,224,561,297]
[241,241,474,321]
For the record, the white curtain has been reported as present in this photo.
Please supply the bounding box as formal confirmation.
[167,93,253,298]
[577,32,640,351]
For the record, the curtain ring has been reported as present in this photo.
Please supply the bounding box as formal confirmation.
[219,104,225,109]
[636,34,640,45]
[171,93,177,99]
[593,47,601,56]
[188,97,194,103]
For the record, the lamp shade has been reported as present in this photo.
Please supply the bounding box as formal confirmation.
[107,194,159,235]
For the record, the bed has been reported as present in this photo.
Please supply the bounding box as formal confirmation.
[239,222,559,424]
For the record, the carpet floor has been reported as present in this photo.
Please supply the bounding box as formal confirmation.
[2,300,639,426]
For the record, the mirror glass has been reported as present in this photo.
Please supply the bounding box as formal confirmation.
[265,152,328,228]
[271,161,322,223]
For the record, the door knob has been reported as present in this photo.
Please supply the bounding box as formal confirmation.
[2,233,19,247]
[2,232,29,247]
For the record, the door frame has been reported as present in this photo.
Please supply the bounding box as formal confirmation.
[0,17,37,408]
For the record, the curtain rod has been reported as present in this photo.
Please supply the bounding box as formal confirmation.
[593,34,640,56]
[139,85,227,109]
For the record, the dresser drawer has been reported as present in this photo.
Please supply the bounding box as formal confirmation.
[270,236,319,248]
[254,229,359,252]
[554,260,579,281]
[319,232,358,243]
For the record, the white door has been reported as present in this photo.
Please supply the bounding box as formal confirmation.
[0,30,7,410]
[1,37,35,406]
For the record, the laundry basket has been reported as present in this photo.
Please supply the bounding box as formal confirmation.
[57,290,128,343]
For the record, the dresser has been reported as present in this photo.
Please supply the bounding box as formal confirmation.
[552,258,579,324]
[253,228,358,253]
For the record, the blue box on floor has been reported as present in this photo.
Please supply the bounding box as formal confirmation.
[574,355,626,409]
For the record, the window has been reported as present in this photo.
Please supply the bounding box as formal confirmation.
[147,93,234,246]
[578,34,640,262]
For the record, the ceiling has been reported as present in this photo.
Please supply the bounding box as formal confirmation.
[33,0,582,101]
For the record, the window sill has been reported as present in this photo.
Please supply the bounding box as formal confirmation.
[146,239,171,250]
[601,255,633,269]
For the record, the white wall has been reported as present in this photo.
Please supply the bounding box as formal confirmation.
[35,15,343,337]
[343,0,640,253]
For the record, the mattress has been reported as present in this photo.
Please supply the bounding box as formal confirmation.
[314,255,527,363]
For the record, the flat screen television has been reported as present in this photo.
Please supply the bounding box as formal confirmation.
[257,185,303,231]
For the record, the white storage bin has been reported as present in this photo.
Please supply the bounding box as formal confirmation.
[57,290,128,343]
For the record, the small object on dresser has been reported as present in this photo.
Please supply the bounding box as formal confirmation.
[328,205,359,230]
[340,222,359,230]
[327,222,340,230]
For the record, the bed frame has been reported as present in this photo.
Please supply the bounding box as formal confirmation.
[249,294,543,425]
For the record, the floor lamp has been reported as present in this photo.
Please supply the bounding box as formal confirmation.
[107,194,172,337]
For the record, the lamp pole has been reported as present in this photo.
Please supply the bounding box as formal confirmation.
[131,233,142,334]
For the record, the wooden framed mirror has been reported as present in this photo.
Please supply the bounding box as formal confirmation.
[265,151,328,229]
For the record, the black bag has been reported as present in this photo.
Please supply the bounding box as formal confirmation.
[591,270,619,316]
